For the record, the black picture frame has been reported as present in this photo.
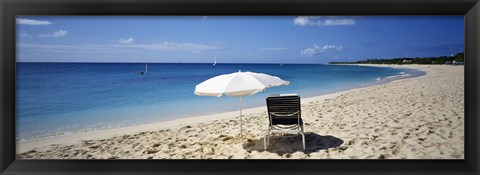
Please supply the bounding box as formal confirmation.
[1,0,479,174]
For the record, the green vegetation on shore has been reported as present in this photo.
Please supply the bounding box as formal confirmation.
[329,52,464,65]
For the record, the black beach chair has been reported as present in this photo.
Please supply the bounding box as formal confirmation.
[264,94,305,150]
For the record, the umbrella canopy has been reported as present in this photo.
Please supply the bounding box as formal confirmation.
[194,70,290,143]
[194,71,290,97]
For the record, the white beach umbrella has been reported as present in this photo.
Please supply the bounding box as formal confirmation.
[194,70,290,143]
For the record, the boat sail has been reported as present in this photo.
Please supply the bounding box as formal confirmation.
[213,57,217,66]
[140,62,148,75]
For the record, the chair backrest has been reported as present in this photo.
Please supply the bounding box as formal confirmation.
[266,94,301,126]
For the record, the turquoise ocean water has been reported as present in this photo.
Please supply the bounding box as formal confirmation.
[16,63,424,142]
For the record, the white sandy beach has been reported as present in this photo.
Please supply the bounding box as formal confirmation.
[17,64,464,159]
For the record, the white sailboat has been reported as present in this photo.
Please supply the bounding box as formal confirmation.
[280,58,284,66]
[213,57,217,66]
[140,62,148,75]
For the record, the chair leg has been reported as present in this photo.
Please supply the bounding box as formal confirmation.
[301,132,306,150]
[301,123,305,150]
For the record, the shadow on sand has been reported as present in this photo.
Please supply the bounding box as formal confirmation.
[243,132,344,155]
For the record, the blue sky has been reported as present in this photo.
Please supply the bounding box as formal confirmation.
[16,16,464,63]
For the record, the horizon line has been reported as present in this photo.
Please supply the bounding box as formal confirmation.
[16,61,330,65]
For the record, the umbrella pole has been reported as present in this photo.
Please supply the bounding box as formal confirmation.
[240,97,244,144]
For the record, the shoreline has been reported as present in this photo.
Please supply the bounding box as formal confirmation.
[17,64,427,154]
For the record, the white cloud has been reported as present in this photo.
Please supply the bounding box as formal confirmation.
[118,37,135,44]
[294,16,316,26]
[323,19,356,26]
[16,18,53,25]
[18,42,222,54]
[256,47,288,51]
[18,43,121,54]
[300,44,343,56]
[294,16,356,26]
[38,30,67,38]
[117,42,222,51]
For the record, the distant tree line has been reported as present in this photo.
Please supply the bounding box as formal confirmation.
[329,52,464,65]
